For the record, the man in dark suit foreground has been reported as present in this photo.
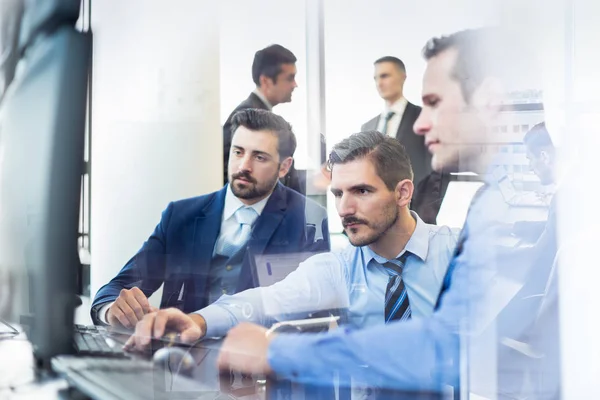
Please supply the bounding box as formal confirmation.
[92,109,329,327]
[222,44,298,188]
[362,56,447,223]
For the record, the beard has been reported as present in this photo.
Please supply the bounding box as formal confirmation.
[342,202,399,247]
[230,170,280,201]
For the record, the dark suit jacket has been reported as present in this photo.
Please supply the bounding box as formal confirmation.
[362,102,447,224]
[91,183,330,324]
[361,101,431,186]
[222,92,304,194]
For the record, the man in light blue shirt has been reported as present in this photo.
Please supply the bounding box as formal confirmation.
[198,209,455,337]
[206,28,560,399]
[125,131,458,349]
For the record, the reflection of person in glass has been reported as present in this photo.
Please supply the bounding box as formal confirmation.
[524,122,555,186]
[509,122,557,242]
[201,28,560,399]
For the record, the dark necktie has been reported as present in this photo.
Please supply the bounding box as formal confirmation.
[381,111,395,136]
[384,252,411,323]
[434,184,488,310]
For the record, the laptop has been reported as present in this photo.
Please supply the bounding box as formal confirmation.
[492,166,549,208]
[250,251,318,287]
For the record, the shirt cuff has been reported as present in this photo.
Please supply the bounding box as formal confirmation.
[268,333,313,380]
[195,304,236,338]
[98,302,114,325]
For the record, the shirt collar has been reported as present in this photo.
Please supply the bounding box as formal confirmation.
[382,97,407,116]
[253,89,273,110]
[361,211,430,264]
[223,184,271,222]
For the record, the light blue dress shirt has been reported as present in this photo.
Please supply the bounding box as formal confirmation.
[267,181,559,396]
[198,211,458,338]
[206,185,270,303]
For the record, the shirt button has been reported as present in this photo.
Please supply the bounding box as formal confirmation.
[226,265,233,271]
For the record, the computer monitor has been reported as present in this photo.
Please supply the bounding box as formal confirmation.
[0,0,90,369]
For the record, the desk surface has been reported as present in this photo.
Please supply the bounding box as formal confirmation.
[1,332,446,400]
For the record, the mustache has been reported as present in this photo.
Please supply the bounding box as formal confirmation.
[232,171,256,184]
[342,217,367,228]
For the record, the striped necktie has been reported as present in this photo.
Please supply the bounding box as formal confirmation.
[384,252,411,323]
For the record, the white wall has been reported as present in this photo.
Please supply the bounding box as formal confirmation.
[322,0,500,233]
[90,0,221,303]
[219,0,310,168]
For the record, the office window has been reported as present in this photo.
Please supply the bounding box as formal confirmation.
[513,125,520,133]
[500,125,508,133]
[521,124,529,132]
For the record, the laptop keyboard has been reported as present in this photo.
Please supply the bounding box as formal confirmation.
[52,356,216,400]
[73,324,126,357]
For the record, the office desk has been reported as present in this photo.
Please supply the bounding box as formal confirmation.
[1,333,445,399]
[0,332,69,399]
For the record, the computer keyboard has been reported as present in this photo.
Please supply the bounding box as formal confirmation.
[73,324,126,357]
[52,356,216,400]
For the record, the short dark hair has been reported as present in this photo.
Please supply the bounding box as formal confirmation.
[230,108,297,160]
[422,28,502,102]
[327,131,413,190]
[524,122,554,155]
[374,56,406,73]
[252,44,297,86]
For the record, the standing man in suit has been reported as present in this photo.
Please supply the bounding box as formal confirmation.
[222,44,299,190]
[362,56,429,188]
[92,109,329,328]
[362,56,447,224]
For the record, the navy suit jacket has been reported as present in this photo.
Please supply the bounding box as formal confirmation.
[91,183,330,324]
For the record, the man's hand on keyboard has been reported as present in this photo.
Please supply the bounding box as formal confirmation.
[107,287,155,329]
[123,308,205,352]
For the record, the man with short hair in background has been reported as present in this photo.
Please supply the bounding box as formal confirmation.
[363,56,447,224]
[222,44,301,192]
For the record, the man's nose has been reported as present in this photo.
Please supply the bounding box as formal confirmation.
[413,109,430,136]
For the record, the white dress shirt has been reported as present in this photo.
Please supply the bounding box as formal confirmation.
[376,97,408,137]
[197,212,459,337]
[97,185,272,324]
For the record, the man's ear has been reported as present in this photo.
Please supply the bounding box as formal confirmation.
[259,74,273,89]
[279,157,294,178]
[395,179,414,208]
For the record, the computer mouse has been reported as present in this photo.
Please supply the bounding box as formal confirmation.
[152,347,195,377]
